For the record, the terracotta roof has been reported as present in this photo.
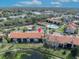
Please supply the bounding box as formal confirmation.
[9,31,44,39]
[67,22,78,29]
[48,34,79,45]
[73,38,79,45]
[8,31,79,46]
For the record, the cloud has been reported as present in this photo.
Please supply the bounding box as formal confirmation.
[14,0,42,7]
[59,0,70,2]
[51,1,62,7]
[51,2,61,4]
[19,0,42,5]
[55,5,61,7]
[14,4,23,7]
[72,0,79,2]
[53,0,70,2]
[53,0,79,2]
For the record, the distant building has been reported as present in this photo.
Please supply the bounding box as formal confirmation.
[9,14,26,19]
[75,13,79,19]
[46,17,62,25]
[42,11,54,15]
[65,22,78,34]
[73,20,79,25]
[32,12,41,15]
[0,17,7,20]
[0,33,4,43]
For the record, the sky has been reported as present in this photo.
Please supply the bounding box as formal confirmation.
[0,0,79,8]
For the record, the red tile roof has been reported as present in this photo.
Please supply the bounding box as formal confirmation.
[48,34,79,45]
[9,31,79,46]
[9,31,44,39]
[67,22,78,29]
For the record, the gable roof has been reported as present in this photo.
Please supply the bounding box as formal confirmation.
[48,34,79,45]
[8,31,79,46]
[9,31,44,39]
[67,22,78,29]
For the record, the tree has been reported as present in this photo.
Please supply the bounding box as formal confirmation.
[71,48,78,58]
[23,27,28,32]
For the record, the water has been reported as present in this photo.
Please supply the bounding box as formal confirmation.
[47,24,59,29]
[22,51,44,59]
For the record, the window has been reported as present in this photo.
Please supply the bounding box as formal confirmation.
[30,38,34,43]
[17,38,21,43]
[27,39,30,43]
[0,38,2,42]
[23,38,27,43]
[39,39,43,43]
[34,39,38,43]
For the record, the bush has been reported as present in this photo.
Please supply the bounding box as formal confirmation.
[71,48,78,57]
[62,51,66,55]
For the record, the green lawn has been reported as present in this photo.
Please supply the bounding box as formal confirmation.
[36,47,70,59]
[56,24,67,33]
[10,44,43,49]
[0,44,71,59]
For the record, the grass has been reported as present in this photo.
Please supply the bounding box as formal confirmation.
[52,49,70,59]
[10,43,43,49]
[0,44,71,59]
[0,43,12,52]
[15,50,33,59]
[56,24,67,33]
[0,48,32,59]
[0,55,3,59]
[36,47,70,59]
